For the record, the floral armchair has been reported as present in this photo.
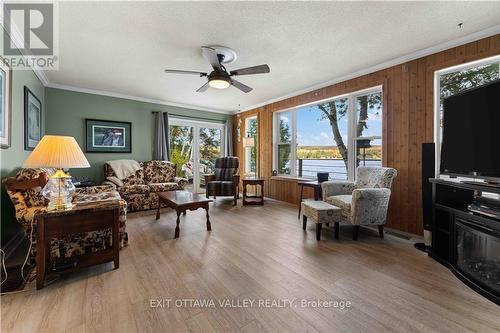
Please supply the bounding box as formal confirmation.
[321,166,397,240]
[4,168,128,264]
[103,160,188,212]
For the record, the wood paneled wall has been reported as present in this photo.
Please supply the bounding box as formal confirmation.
[233,35,500,235]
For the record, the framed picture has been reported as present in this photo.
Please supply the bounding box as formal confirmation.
[0,58,12,148]
[24,86,43,151]
[85,119,132,153]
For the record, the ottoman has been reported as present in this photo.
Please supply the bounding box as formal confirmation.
[301,200,342,240]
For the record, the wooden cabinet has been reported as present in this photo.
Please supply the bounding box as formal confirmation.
[429,178,500,305]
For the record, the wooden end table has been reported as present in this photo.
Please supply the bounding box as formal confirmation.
[156,191,213,238]
[35,200,121,290]
[297,180,323,219]
[242,177,265,206]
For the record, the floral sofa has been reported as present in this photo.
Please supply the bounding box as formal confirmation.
[103,160,188,212]
[5,168,128,264]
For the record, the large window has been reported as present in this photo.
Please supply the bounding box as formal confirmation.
[434,56,500,175]
[244,116,258,175]
[273,86,382,181]
[296,97,349,179]
[277,111,292,175]
[354,91,382,169]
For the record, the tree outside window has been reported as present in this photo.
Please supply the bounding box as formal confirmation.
[278,112,292,174]
[274,87,383,180]
[169,125,194,178]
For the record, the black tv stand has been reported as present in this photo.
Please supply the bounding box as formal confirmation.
[461,180,500,189]
[429,178,500,305]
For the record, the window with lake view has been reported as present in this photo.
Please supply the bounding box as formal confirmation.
[273,86,382,181]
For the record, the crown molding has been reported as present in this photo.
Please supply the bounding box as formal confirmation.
[238,25,500,113]
[46,83,234,114]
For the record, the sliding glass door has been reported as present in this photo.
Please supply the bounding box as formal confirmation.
[169,118,224,193]
[198,127,223,192]
[169,124,195,190]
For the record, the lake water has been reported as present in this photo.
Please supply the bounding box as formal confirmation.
[297,159,381,180]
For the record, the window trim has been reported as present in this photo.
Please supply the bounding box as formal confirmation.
[433,55,500,177]
[272,85,382,181]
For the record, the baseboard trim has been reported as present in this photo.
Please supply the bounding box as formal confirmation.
[384,229,411,240]
[383,226,423,242]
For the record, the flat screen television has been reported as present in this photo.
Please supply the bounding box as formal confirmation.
[440,79,500,182]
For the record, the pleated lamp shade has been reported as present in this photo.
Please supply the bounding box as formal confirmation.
[23,135,90,169]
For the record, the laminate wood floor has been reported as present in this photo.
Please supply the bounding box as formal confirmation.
[1,199,499,333]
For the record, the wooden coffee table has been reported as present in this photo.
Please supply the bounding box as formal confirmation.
[156,191,213,238]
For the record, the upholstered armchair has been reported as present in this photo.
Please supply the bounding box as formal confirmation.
[4,168,128,264]
[321,166,397,240]
[204,157,240,206]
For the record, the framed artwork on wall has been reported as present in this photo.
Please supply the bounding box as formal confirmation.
[85,118,132,153]
[24,86,43,151]
[0,58,12,148]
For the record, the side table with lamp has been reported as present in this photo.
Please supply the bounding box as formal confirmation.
[242,132,265,205]
[22,135,122,289]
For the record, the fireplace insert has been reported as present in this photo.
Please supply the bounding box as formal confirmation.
[455,217,500,301]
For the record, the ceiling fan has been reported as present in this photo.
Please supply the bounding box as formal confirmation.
[164,46,270,93]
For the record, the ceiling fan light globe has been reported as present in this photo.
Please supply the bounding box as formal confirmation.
[209,78,231,89]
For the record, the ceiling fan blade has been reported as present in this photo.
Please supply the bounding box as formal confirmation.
[230,64,270,76]
[201,46,222,70]
[196,82,210,92]
[164,69,207,76]
[231,79,253,93]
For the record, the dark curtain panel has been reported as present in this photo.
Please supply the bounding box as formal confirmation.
[153,111,170,160]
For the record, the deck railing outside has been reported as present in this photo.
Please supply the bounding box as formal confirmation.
[297,158,381,180]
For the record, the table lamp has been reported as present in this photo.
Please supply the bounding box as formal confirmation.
[243,134,257,177]
[23,135,90,211]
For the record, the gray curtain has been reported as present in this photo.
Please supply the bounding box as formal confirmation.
[224,118,233,156]
[153,111,170,160]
